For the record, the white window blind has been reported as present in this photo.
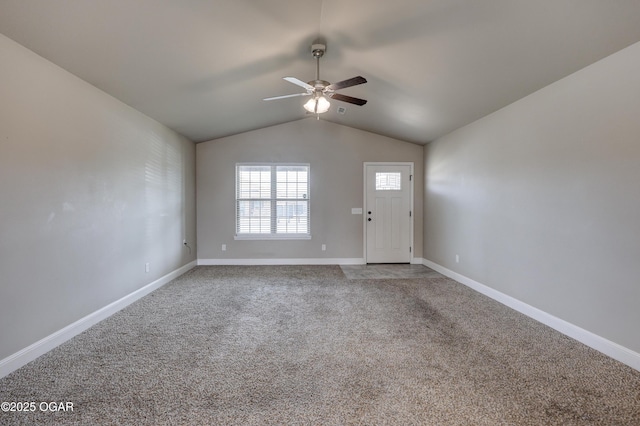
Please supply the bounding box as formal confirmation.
[236,164,310,239]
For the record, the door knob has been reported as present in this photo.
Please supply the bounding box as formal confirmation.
[368,218,372,221]
[368,211,372,214]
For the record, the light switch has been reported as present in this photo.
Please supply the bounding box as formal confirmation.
[351,208,363,214]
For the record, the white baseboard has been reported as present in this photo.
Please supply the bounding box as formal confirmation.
[198,258,366,265]
[0,261,197,379]
[423,259,640,372]
[198,258,424,266]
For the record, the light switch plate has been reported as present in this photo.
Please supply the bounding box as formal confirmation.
[351,208,363,214]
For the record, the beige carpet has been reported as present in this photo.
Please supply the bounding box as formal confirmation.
[1,265,638,425]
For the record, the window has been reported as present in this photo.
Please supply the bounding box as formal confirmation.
[236,164,310,239]
[375,172,402,190]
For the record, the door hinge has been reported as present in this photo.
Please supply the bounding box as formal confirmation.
[410,174,413,181]
[409,246,412,253]
[409,210,412,217]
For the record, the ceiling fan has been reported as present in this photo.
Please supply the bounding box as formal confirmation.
[263,43,367,114]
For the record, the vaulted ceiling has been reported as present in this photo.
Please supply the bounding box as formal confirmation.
[3,1,640,145]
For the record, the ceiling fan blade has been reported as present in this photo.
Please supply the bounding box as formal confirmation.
[326,76,367,91]
[283,77,314,91]
[263,93,311,101]
[328,93,367,106]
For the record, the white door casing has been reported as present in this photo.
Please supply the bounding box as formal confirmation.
[364,163,413,263]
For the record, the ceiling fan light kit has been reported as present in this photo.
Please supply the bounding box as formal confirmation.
[304,95,331,114]
[264,41,367,115]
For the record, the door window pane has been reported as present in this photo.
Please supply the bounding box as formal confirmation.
[375,172,401,190]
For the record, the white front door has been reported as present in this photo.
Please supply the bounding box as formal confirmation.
[365,163,412,263]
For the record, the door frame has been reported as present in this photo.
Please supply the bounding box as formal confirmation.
[363,162,414,264]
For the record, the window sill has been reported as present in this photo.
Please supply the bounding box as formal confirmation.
[234,234,312,241]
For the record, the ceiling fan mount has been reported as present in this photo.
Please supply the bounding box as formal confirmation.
[311,43,326,59]
[263,41,367,114]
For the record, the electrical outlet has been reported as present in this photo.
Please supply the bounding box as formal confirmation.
[455,254,459,263]
[321,244,326,251]
[145,262,150,273]
[222,244,227,251]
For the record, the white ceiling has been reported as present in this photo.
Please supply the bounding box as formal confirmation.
[2,1,640,145]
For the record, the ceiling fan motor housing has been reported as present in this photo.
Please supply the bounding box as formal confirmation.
[310,80,331,91]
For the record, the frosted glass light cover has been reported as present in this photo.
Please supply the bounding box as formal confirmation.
[303,96,330,113]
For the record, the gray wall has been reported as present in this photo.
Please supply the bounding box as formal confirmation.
[0,34,196,360]
[197,119,423,261]
[424,41,640,353]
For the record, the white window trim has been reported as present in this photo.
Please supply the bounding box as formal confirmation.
[235,163,311,240]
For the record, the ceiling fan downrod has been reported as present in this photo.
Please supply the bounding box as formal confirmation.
[311,43,325,81]
[309,44,330,92]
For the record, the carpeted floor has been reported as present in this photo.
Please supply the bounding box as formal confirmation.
[1,265,639,425]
